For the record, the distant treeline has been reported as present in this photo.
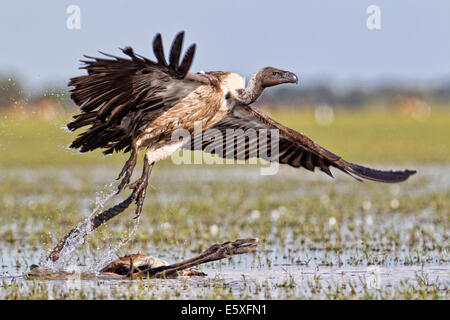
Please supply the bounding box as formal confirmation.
[0,75,73,109]
[1,74,449,110]
[260,84,450,108]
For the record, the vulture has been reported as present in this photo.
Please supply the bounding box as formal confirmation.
[67,31,416,218]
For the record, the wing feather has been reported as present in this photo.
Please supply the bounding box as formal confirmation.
[169,31,184,74]
[152,34,169,67]
[67,31,203,154]
[187,104,416,183]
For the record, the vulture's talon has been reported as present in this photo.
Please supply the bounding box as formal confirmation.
[128,177,145,190]
[117,173,132,193]
[117,158,134,180]
[128,162,150,219]
[131,187,146,219]
[129,179,146,199]
[117,159,137,193]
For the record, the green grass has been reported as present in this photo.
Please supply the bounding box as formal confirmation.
[268,105,450,163]
[1,105,449,167]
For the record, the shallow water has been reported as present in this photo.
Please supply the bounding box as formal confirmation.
[1,244,447,299]
[0,164,448,299]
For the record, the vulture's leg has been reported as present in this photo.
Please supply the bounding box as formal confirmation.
[47,153,152,262]
[47,195,135,262]
[128,154,153,218]
[116,147,138,193]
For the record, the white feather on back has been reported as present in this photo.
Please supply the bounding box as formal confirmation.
[220,73,246,93]
[219,73,246,112]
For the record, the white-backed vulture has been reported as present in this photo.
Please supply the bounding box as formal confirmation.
[67,31,416,218]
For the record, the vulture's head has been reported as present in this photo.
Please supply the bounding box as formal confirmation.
[234,67,299,105]
[258,67,298,88]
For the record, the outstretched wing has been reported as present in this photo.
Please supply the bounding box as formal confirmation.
[188,104,416,183]
[67,31,203,154]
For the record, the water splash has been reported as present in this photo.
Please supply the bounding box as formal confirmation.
[90,215,141,272]
[42,219,94,272]
[40,182,120,272]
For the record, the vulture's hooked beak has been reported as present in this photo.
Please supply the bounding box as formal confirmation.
[284,71,298,84]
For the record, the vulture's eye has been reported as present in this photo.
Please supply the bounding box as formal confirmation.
[272,72,280,76]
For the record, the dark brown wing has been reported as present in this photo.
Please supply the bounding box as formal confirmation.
[67,31,203,154]
[188,104,416,183]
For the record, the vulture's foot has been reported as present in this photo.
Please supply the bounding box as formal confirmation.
[129,158,153,219]
[117,149,138,193]
[129,178,148,218]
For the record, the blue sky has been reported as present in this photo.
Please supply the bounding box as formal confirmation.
[1,1,449,90]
